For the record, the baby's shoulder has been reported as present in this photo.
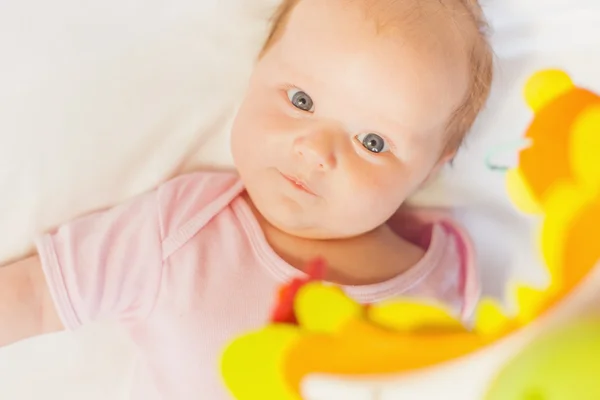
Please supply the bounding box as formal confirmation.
[156,171,245,246]
[159,170,241,203]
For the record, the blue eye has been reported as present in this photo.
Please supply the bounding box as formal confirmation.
[356,133,389,153]
[287,88,315,112]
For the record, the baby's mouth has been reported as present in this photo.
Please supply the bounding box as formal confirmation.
[280,172,317,196]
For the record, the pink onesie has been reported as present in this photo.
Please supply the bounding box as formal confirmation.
[35,171,479,400]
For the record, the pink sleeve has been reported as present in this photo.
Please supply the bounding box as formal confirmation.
[35,189,164,330]
[35,171,243,331]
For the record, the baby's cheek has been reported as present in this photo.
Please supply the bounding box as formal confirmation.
[344,165,409,217]
[232,109,277,155]
[353,159,409,197]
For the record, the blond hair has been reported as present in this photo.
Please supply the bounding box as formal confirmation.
[260,0,493,152]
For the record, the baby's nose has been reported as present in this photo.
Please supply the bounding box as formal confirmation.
[293,134,337,171]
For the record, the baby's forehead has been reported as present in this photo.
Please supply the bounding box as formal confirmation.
[282,0,471,40]
[270,0,470,134]
[280,0,471,81]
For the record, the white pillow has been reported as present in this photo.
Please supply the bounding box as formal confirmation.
[0,2,277,399]
[0,0,279,262]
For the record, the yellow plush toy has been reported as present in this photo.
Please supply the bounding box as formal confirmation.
[507,69,600,296]
[220,69,600,400]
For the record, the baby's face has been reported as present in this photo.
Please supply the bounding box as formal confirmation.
[231,0,468,239]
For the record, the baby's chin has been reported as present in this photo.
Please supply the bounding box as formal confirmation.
[263,207,380,241]
[261,208,341,240]
[246,196,343,240]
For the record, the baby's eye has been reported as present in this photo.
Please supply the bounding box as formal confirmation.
[287,88,315,112]
[356,133,390,154]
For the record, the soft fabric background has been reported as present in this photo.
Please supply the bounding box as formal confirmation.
[0,0,599,398]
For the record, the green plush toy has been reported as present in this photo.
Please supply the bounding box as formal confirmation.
[485,318,600,400]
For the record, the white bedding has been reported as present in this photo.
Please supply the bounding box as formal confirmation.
[1,0,599,398]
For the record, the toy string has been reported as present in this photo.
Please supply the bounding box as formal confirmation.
[484,138,532,172]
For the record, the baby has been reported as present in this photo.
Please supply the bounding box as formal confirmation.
[0,0,493,399]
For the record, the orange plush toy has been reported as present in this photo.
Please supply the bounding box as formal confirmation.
[506,69,600,296]
[506,69,600,214]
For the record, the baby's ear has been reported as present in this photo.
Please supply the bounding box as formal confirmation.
[422,150,456,186]
[436,149,457,171]
[440,150,456,166]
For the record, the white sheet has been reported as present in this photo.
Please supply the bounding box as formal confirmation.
[1,0,599,398]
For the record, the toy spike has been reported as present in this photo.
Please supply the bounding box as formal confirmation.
[270,258,327,324]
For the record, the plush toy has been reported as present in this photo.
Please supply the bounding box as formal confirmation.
[506,69,600,214]
[506,69,600,297]
[220,69,600,400]
[221,257,486,400]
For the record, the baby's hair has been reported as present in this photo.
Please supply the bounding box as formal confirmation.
[260,0,494,154]
[446,0,494,152]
